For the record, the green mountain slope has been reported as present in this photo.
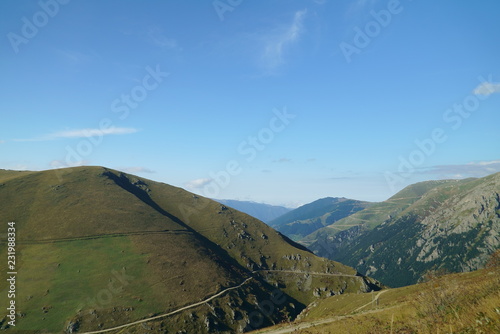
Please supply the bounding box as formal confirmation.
[249,263,500,334]
[304,173,500,287]
[269,197,371,240]
[0,167,381,333]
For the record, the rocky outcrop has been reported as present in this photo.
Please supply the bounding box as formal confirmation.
[306,173,500,287]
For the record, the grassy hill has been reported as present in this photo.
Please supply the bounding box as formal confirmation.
[303,173,500,287]
[248,263,500,334]
[301,180,457,248]
[269,197,371,241]
[0,166,381,333]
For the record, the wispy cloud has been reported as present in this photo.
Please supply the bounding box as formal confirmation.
[120,166,155,174]
[118,25,181,54]
[473,82,500,96]
[50,127,138,139]
[147,26,182,52]
[273,158,292,163]
[345,0,380,21]
[185,178,213,190]
[5,164,30,171]
[50,159,90,169]
[330,176,357,180]
[0,140,6,144]
[260,9,307,72]
[15,127,138,142]
[348,0,378,14]
[54,49,100,68]
[416,160,500,178]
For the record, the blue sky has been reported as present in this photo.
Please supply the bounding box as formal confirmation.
[1,0,500,207]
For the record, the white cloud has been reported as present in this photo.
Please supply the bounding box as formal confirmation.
[2,164,30,171]
[273,158,292,163]
[281,200,304,209]
[15,127,138,142]
[347,0,378,15]
[260,9,307,71]
[473,82,500,96]
[56,49,95,66]
[52,127,138,138]
[0,140,5,144]
[416,160,500,178]
[476,160,500,166]
[147,26,182,52]
[355,0,377,8]
[50,160,89,169]
[120,166,155,174]
[185,178,213,190]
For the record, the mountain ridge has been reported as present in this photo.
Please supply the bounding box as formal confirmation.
[214,199,292,223]
[0,166,381,333]
[269,197,372,240]
[304,172,500,287]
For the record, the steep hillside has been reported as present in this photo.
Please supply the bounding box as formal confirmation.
[249,261,500,334]
[0,167,381,333]
[305,173,500,287]
[215,199,291,223]
[269,197,371,240]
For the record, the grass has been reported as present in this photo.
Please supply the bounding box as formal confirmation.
[303,178,473,244]
[272,199,372,239]
[0,166,382,333]
[4,236,151,331]
[250,266,500,333]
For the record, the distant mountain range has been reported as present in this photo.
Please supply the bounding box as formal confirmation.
[0,167,381,333]
[1,166,498,332]
[301,173,500,287]
[214,199,291,223]
[269,197,372,240]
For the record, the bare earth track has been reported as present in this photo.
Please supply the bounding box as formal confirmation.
[76,270,369,334]
[250,290,389,334]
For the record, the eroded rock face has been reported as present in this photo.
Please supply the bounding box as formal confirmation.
[65,319,80,333]
[414,187,500,270]
[307,173,500,287]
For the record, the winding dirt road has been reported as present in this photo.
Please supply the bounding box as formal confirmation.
[250,290,388,334]
[79,277,254,334]
[78,270,372,334]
